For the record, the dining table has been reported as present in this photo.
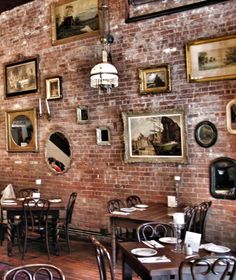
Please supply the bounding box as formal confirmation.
[108,203,185,268]
[119,241,236,280]
[1,198,64,257]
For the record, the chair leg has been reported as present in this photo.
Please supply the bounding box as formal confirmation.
[65,226,70,253]
[45,228,50,260]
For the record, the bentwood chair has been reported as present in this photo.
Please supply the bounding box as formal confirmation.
[179,255,236,280]
[137,222,174,242]
[58,192,77,252]
[107,199,125,213]
[3,263,65,280]
[18,188,38,198]
[126,195,142,207]
[91,236,115,280]
[21,198,51,260]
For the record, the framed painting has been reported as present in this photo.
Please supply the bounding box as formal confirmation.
[194,121,217,148]
[122,110,188,164]
[125,0,228,23]
[76,106,89,123]
[226,99,236,134]
[5,57,38,98]
[186,35,236,82]
[6,108,38,152]
[51,0,100,46]
[139,64,171,94]
[46,76,62,100]
[96,127,111,145]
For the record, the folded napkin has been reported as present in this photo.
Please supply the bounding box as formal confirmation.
[142,240,164,248]
[199,243,215,249]
[1,202,17,205]
[1,184,16,204]
[138,256,171,263]
[112,211,130,215]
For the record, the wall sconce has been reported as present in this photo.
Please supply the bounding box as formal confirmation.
[38,98,51,120]
[90,0,118,94]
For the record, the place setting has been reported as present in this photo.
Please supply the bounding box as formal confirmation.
[131,248,171,264]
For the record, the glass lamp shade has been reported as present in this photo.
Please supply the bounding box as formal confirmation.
[90,62,118,92]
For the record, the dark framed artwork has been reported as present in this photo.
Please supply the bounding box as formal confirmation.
[46,76,62,100]
[226,99,236,134]
[96,127,111,145]
[122,110,188,164]
[194,121,217,148]
[76,106,89,123]
[51,0,100,46]
[5,58,38,98]
[125,0,228,23]
[186,35,236,82]
[139,64,171,94]
[6,108,38,152]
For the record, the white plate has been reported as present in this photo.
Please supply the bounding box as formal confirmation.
[120,207,136,213]
[204,244,231,253]
[3,199,16,203]
[135,204,149,209]
[159,237,178,244]
[49,198,62,203]
[131,248,157,257]
[17,197,25,201]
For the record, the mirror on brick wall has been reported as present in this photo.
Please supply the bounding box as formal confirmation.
[45,130,72,174]
[210,157,236,200]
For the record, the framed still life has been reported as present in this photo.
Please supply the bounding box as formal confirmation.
[122,110,188,164]
[46,76,62,100]
[51,0,100,45]
[5,57,38,98]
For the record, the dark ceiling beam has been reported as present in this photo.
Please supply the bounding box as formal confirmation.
[0,0,34,13]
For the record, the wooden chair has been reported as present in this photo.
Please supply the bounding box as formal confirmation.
[126,195,142,207]
[21,198,51,259]
[179,255,236,280]
[58,192,77,252]
[107,199,125,213]
[136,222,174,242]
[3,263,65,280]
[18,188,38,198]
[90,236,115,280]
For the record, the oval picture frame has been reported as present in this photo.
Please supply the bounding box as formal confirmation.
[194,121,217,148]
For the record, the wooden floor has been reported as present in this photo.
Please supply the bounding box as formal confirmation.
[0,238,130,280]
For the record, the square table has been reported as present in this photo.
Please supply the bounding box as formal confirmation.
[1,200,64,256]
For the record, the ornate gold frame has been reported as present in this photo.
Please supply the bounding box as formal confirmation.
[226,99,236,134]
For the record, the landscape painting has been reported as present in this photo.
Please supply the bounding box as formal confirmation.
[51,0,99,45]
[122,110,188,163]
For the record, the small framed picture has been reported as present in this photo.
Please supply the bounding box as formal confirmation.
[226,99,236,134]
[96,127,111,145]
[139,64,171,94]
[76,106,89,123]
[46,76,62,100]
[194,121,217,148]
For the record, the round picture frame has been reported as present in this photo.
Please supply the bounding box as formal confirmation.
[194,121,217,148]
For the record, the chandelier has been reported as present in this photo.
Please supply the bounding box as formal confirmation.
[90,0,118,93]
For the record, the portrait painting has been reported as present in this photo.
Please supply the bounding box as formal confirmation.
[51,0,99,45]
[46,76,62,100]
[122,110,188,164]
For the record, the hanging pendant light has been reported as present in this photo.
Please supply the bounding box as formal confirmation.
[90,0,118,93]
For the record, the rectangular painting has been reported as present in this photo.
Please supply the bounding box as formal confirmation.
[125,0,227,22]
[139,64,171,94]
[186,35,236,82]
[122,110,188,164]
[5,58,38,98]
[226,99,236,134]
[46,76,62,100]
[51,0,99,45]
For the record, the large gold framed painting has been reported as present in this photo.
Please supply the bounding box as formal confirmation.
[122,110,188,164]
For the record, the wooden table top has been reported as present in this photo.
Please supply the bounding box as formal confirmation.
[1,199,64,210]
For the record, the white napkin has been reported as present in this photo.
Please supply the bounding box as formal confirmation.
[1,184,16,204]
[138,256,171,263]
[142,240,164,248]
[199,243,215,249]
[112,211,130,215]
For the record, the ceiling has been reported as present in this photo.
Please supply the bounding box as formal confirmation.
[0,0,34,13]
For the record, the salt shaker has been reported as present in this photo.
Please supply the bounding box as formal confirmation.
[185,243,193,255]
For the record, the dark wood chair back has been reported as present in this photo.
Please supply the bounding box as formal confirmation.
[136,222,174,242]
[65,192,77,225]
[3,263,66,280]
[18,188,38,198]
[107,199,125,213]
[126,195,142,207]
[179,255,236,280]
[90,236,115,280]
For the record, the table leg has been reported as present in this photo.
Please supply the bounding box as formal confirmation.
[111,217,116,270]
[122,257,132,280]
[7,219,13,256]
[51,217,60,256]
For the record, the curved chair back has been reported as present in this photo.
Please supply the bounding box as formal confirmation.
[126,195,142,207]
[137,222,174,242]
[65,192,77,225]
[179,255,236,280]
[3,263,66,280]
[107,199,125,213]
[91,236,114,280]
[18,188,38,198]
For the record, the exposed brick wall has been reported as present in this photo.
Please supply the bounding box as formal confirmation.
[0,0,235,249]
